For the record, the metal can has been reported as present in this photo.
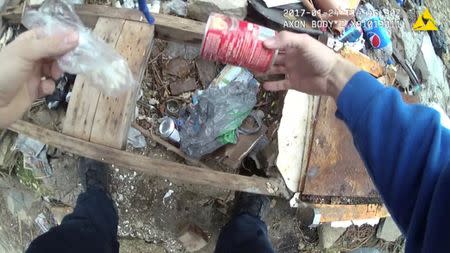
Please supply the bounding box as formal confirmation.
[159,117,180,143]
[361,17,391,49]
[201,13,277,73]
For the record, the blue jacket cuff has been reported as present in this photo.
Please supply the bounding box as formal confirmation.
[336,71,385,129]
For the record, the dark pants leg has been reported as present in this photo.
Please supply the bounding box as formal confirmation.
[26,187,119,253]
[215,213,275,253]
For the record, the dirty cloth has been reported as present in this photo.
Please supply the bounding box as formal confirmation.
[336,71,450,252]
[215,213,274,253]
[26,187,119,253]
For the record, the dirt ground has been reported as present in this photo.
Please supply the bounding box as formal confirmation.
[0,0,449,252]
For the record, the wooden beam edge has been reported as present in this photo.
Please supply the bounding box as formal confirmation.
[9,120,289,197]
[1,4,205,43]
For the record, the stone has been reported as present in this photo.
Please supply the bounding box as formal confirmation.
[318,223,346,249]
[178,224,209,252]
[170,78,198,96]
[376,217,402,242]
[165,58,191,78]
[195,59,218,88]
[164,41,200,61]
[187,0,247,22]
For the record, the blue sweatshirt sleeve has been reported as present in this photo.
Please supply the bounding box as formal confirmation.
[336,71,450,243]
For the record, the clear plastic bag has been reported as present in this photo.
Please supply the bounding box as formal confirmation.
[179,66,259,158]
[22,0,136,96]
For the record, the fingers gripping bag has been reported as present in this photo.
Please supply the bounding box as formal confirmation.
[22,0,136,96]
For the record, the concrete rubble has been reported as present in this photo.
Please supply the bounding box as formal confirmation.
[187,0,247,22]
[376,217,402,242]
[318,223,346,249]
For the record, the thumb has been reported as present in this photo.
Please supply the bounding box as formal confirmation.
[263,31,308,50]
[16,29,79,61]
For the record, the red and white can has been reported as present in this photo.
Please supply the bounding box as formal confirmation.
[200,13,278,73]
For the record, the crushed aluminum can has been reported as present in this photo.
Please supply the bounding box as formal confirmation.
[159,117,181,143]
[201,13,278,73]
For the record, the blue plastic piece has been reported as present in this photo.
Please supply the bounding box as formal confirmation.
[138,0,155,25]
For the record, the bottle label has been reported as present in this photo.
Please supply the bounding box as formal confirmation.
[362,17,391,49]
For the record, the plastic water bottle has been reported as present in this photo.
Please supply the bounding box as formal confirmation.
[356,3,393,63]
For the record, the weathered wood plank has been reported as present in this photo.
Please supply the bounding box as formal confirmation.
[9,120,288,197]
[312,204,389,223]
[1,4,205,43]
[90,20,154,148]
[63,18,125,141]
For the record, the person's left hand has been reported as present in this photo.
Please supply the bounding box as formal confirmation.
[0,29,78,128]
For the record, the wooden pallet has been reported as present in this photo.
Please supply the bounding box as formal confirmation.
[1,4,289,197]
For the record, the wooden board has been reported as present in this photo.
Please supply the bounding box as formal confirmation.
[302,96,379,198]
[1,4,205,44]
[312,204,389,223]
[10,120,289,197]
[89,20,153,148]
[63,18,153,149]
[63,18,125,141]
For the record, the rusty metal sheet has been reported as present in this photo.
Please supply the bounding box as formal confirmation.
[302,97,379,198]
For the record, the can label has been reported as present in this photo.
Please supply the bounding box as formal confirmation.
[361,17,391,49]
[201,13,277,73]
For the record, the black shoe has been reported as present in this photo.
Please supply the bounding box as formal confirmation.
[233,192,270,220]
[78,157,110,192]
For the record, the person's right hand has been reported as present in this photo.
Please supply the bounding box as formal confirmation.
[263,31,359,100]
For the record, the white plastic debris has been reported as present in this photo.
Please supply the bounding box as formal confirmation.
[15,135,52,178]
[35,213,51,233]
[163,189,174,204]
[127,127,147,149]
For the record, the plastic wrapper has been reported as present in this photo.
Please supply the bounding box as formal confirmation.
[22,0,136,96]
[179,66,258,158]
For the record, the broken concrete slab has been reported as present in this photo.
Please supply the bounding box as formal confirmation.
[318,223,346,249]
[165,58,191,78]
[376,217,402,242]
[414,34,450,112]
[396,67,411,89]
[170,78,197,96]
[195,59,218,88]
[187,0,247,22]
[178,223,209,252]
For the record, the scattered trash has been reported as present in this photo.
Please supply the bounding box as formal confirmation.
[201,13,277,73]
[46,74,74,110]
[162,0,187,17]
[22,0,136,96]
[15,135,52,178]
[127,127,147,149]
[221,111,268,169]
[35,213,52,233]
[170,78,197,96]
[356,3,393,63]
[163,189,174,204]
[164,98,182,117]
[339,22,364,43]
[159,117,181,143]
[179,66,259,159]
